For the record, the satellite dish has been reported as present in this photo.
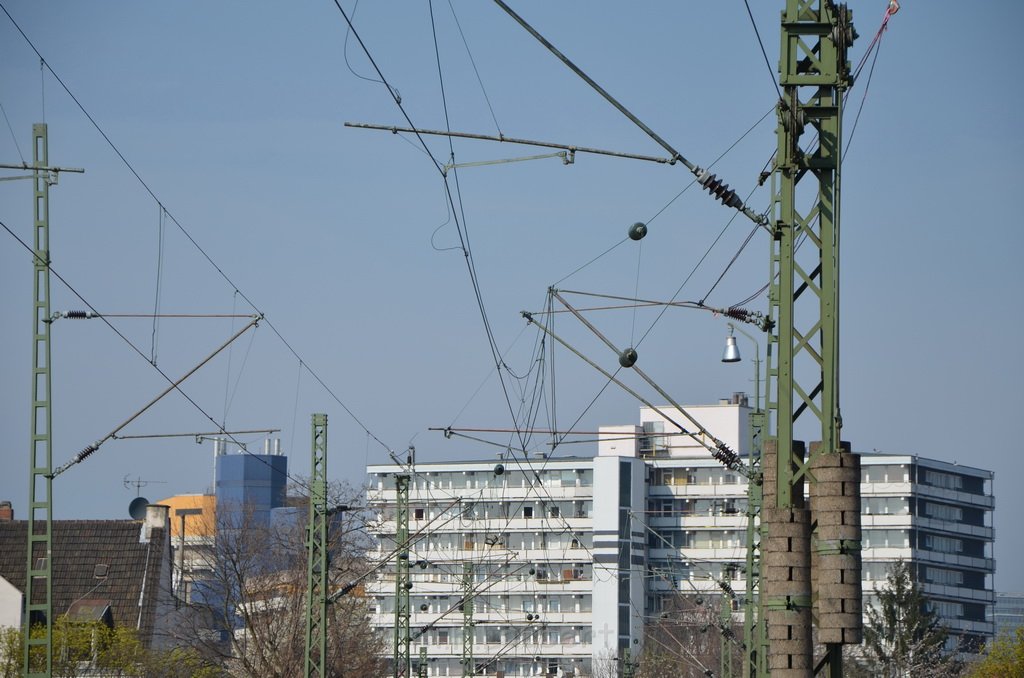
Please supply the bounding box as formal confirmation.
[128,497,149,520]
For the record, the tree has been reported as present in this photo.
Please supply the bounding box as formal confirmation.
[0,626,19,678]
[633,593,740,678]
[0,621,222,678]
[966,627,1024,678]
[168,480,386,677]
[851,559,960,678]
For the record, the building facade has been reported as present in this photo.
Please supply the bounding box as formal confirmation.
[214,438,288,531]
[366,401,995,676]
[990,592,1024,638]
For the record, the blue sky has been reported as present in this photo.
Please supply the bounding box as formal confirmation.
[0,1,1021,590]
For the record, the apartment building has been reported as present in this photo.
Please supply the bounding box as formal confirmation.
[366,400,995,676]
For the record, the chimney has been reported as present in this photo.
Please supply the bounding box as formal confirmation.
[0,501,12,521]
[141,504,169,543]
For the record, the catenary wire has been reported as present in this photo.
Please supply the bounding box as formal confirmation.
[743,0,783,101]
[0,1,398,457]
[0,217,314,494]
[0,97,25,163]
[445,0,502,136]
[149,205,164,365]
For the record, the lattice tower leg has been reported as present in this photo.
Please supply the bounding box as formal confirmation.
[304,414,329,678]
[23,123,53,678]
[461,563,473,677]
[767,2,858,675]
[394,474,411,678]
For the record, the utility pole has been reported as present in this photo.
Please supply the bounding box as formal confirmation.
[461,562,473,678]
[765,2,861,677]
[11,124,83,678]
[724,322,765,678]
[417,646,428,678]
[720,593,735,678]
[24,122,55,678]
[304,413,329,678]
[394,474,411,677]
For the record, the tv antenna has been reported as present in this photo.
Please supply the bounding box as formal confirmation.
[123,475,167,498]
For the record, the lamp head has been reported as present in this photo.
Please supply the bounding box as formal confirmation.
[722,328,741,363]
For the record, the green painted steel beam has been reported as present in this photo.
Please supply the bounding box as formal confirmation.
[461,562,473,678]
[304,414,329,678]
[417,646,428,678]
[394,474,411,678]
[767,1,856,675]
[23,123,53,678]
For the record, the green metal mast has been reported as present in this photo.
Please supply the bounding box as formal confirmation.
[461,562,473,677]
[720,594,734,678]
[393,474,411,678]
[417,646,428,678]
[304,413,329,678]
[23,123,54,678]
[766,2,858,676]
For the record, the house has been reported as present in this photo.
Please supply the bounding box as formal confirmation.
[0,503,178,651]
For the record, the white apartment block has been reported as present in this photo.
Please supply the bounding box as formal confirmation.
[366,400,995,676]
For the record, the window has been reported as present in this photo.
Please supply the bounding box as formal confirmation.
[926,567,964,586]
[523,506,533,519]
[863,529,908,549]
[640,421,666,457]
[923,502,963,522]
[929,600,964,619]
[414,508,424,520]
[924,533,962,553]
[924,469,963,490]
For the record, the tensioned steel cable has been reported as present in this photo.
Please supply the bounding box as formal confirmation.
[0,1,398,458]
[0,217,315,493]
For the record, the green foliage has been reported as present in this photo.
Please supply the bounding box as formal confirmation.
[0,626,20,678]
[855,559,958,678]
[967,627,1024,678]
[141,646,227,678]
[0,621,224,678]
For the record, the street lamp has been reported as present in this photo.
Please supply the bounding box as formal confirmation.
[721,323,761,414]
[721,321,764,678]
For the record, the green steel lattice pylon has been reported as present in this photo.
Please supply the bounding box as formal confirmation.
[304,413,329,678]
[23,123,54,678]
[394,474,411,677]
[766,2,859,676]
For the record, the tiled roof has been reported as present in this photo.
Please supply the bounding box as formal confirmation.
[0,520,170,646]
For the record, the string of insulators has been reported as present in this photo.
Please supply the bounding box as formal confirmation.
[48,310,99,322]
[696,169,743,210]
[51,442,100,478]
[723,306,773,333]
[711,442,745,474]
[73,443,98,464]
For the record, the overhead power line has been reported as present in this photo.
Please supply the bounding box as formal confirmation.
[0,217,313,492]
[0,1,396,458]
[490,0,767,228]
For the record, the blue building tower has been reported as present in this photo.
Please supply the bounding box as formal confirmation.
[214,438,288,532]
